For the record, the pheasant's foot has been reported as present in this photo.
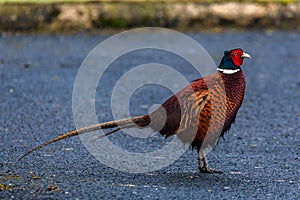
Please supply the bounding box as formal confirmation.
[199,166,223,173]
[198,154,223,173]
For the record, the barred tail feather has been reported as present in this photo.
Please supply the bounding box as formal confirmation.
[19,115,150,160]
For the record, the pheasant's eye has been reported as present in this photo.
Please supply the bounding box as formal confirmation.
[233,52,238,56]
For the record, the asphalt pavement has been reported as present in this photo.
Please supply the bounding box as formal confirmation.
[0,31,299,199]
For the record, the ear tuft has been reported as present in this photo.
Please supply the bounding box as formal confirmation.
[224,50,230,55]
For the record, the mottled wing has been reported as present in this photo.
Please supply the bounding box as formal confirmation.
[149,81,210,144]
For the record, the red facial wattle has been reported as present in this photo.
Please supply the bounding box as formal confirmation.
[230,49,243,67]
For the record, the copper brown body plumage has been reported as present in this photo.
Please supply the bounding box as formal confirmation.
[20,48,251,173]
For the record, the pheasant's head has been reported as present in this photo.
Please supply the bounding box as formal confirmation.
[218,48,251,74]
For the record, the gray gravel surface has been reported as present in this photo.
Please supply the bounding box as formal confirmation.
[0,31,299,199]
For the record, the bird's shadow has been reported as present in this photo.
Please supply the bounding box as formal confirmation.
[109,170,249,189]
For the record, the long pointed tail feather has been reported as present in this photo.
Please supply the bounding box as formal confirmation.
[19,115,150,160]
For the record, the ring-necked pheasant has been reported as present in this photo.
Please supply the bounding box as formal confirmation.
[20,48,251,173]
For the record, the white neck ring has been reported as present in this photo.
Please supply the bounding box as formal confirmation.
[217,68,240,74]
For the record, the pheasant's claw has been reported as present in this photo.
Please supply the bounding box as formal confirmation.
[198,155,223,173]
[199,166,223,173]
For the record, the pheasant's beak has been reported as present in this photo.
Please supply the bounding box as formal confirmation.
[241,52,251,59]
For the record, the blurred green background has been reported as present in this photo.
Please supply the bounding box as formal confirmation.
[0,0,299,32]
[0,0,299,3]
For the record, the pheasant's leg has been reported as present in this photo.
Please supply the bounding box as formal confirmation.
[198,152,223,173]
